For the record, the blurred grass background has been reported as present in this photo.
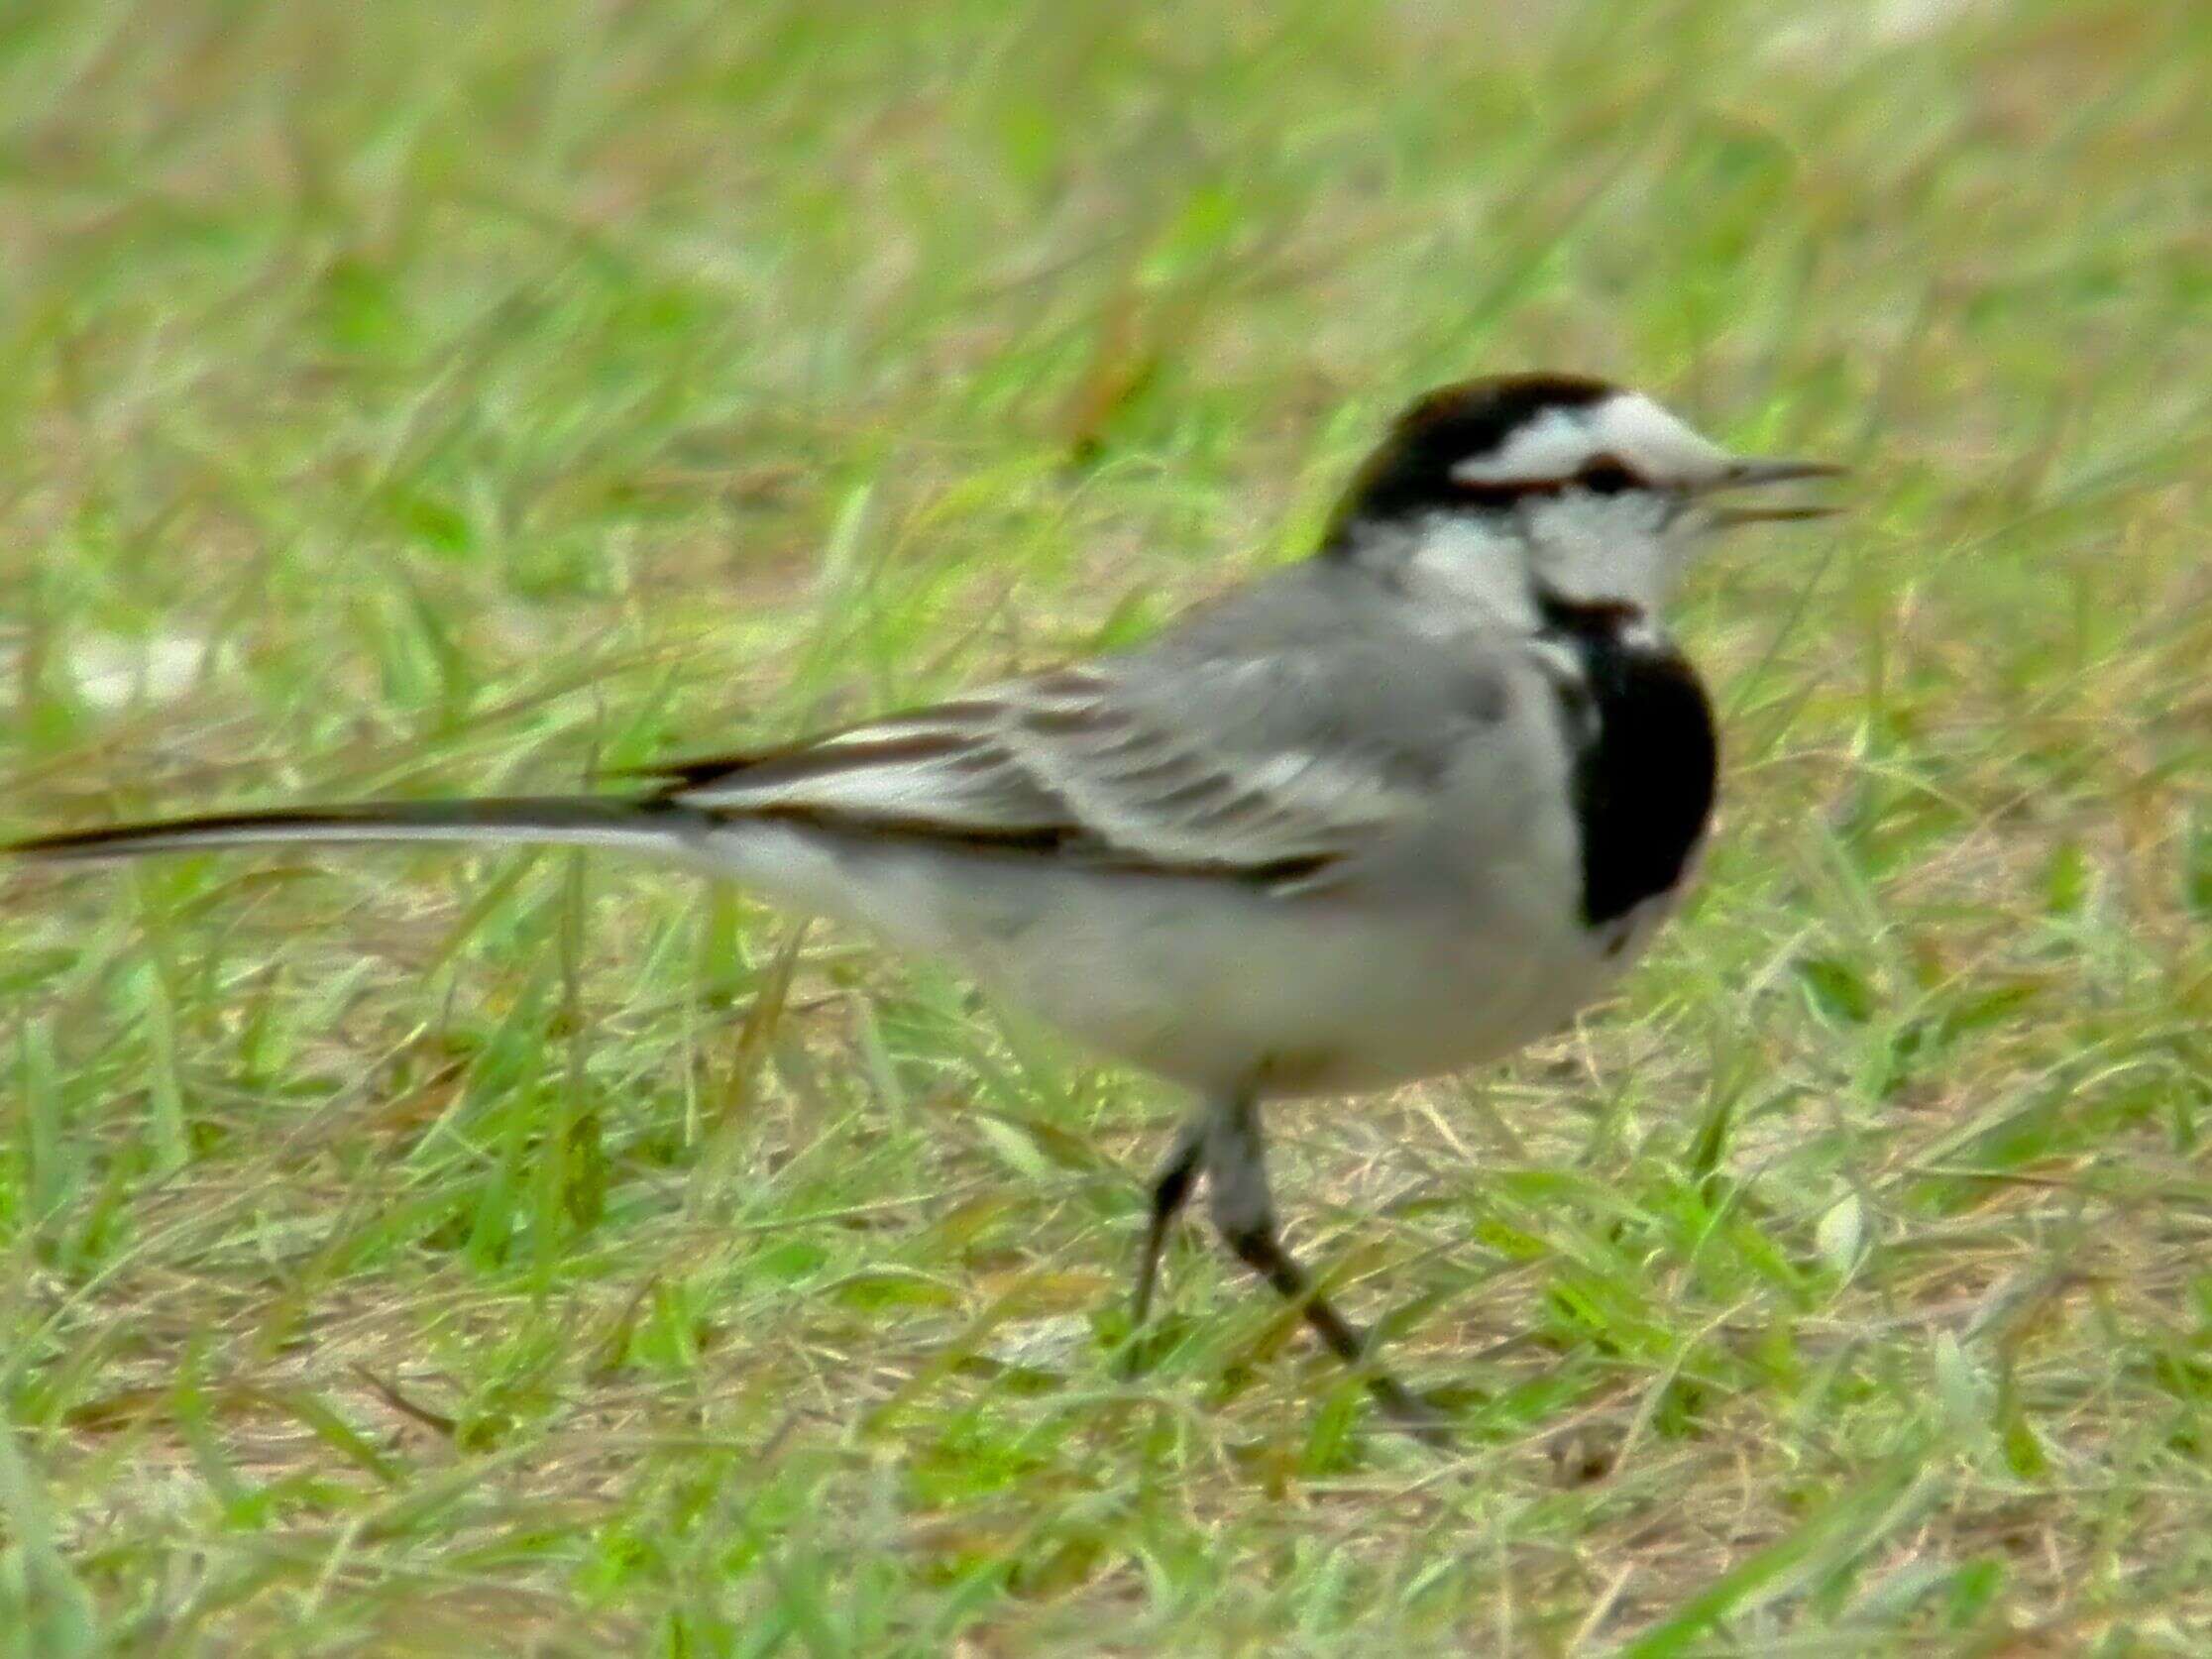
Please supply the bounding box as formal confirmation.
[2,0,2209,1651]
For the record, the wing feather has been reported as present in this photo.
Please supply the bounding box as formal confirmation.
[659,642,1493,885]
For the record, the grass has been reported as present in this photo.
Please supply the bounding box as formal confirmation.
[2,0,2209,1650]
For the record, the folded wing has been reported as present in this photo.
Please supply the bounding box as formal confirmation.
[656,642,1497,886]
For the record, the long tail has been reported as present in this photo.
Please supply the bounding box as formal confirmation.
[8,796,700,865]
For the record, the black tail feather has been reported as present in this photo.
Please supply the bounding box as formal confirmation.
[8,796,688,864]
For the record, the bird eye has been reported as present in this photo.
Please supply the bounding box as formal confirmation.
[1576,457,1640,495]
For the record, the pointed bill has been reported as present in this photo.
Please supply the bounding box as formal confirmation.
[1703,456,1845,526]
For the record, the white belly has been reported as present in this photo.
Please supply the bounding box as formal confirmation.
[689,819,1678,1098]
[985,881,1664,1097]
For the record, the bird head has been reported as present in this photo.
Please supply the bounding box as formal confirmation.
[1324,374,1839,622]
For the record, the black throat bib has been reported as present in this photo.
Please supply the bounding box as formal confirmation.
[1537,593,1718,929]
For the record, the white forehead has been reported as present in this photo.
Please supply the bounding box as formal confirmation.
[1451,391,1732,485]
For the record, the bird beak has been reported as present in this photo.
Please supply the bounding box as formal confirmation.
[1701,458,1846,526]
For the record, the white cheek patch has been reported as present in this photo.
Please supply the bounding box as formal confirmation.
[1521,493,1680,612]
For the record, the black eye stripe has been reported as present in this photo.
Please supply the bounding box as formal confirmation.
[1576,455,1642,494]
[1319,377,1639,546]
[1451,455,1652,507]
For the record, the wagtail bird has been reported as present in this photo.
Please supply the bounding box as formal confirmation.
[11,374,1839,1438]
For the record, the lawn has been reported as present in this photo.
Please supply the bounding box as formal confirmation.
[3,0,2209,1652]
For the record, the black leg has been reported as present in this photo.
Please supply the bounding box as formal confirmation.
[1131,1116,1206,1331]
[1203,1092,1448,1445]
